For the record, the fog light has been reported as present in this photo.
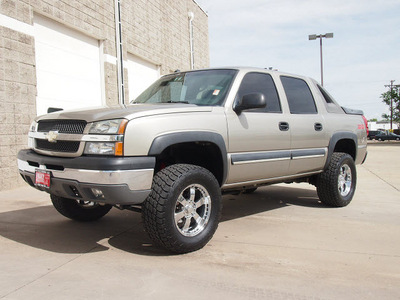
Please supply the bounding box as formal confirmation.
[91,188,104,198]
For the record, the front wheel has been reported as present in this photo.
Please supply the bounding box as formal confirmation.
[50,195,112,221]
[142,164,221,254]
[316,152,357,207]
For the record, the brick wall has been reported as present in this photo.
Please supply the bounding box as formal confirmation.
[0,0,209,191]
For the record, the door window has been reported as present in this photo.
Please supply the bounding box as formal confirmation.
[236,72,281,113]
[281,76,317,114]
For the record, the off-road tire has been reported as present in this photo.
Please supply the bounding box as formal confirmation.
[316,152,356,207]
[50,195,112,221]
[142,164,221,254]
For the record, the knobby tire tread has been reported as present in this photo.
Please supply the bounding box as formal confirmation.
[316,152,356,207]
[142,164,221,253]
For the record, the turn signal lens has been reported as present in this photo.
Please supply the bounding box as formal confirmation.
[115,142,124,156]
[118,119,128,134]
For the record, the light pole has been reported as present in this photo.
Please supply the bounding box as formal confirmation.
[308,33,334,86]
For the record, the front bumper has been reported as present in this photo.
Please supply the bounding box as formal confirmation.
[17,149,155,205]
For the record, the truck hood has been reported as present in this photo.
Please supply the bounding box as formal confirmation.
[36,104,213,122]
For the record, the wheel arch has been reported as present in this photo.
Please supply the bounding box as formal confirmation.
[325,132,358,170]
[148,131,228,186]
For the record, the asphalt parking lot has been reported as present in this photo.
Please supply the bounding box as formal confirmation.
[1,143,399,300]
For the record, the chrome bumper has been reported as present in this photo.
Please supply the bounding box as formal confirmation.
[17,149,155,205]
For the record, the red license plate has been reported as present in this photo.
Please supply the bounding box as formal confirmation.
[35,170,51,188]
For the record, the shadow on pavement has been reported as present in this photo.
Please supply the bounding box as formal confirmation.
[0,185,323,256]
[220,185,322,223]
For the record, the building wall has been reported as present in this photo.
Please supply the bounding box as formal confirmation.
[0,0,209,191]
[368,121,399,131]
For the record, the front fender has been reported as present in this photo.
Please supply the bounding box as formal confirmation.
[148,131,228,184]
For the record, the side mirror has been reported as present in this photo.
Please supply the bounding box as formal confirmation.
[47,107,63,113]
[233,93,266,114]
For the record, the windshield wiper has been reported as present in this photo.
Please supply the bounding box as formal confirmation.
[165,101,189,104]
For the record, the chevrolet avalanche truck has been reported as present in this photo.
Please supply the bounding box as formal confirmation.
[17,67,368,253]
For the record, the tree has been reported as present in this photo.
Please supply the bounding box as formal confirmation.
[381,85,400,123]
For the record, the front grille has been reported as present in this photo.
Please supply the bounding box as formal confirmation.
[37,120,87,134]
[35,139,80,153]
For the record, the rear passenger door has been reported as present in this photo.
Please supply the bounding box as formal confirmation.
[226,72,291,184]
[280,76,328,174]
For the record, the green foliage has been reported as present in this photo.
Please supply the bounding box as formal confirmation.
[381,86,400,123]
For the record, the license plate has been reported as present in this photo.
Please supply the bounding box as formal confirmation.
[35,170,51,188]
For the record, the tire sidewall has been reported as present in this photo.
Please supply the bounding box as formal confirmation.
[333,154,357,204]
[163,167,221,251]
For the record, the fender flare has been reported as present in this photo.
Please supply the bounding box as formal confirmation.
[148,131,228,185]
[325,132,358,170]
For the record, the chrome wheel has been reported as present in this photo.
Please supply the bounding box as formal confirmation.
[50,195,112,221]
[338,164,352,197]
[143,164,221,253]
[174,184,212,237]
[76,200,97,208]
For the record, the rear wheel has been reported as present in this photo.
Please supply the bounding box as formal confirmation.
[142,164,221,253]
[50,195,112,221]
[316,152,357,207]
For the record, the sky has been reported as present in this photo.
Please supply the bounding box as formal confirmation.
[195,0,400,120]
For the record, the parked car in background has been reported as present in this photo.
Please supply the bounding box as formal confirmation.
[373,132,400,141]
[368,130,381,140]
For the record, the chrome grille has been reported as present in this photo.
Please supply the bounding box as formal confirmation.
[37,120,87,134]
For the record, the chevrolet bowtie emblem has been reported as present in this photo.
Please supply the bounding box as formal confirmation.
[47,131,59,143]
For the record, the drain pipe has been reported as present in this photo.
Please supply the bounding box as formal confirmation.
[115,0,125,105]
[188,12,194,70]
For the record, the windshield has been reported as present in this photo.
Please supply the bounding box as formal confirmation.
[132,69,237,106]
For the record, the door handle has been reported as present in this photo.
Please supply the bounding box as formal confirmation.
[279,122,289,131]
[314,123,323,131]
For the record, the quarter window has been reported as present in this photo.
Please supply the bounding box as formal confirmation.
[281,76,317,114]
[236,72,281,113]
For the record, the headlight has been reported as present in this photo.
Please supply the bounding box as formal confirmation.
[29,121,37,132]
[84,142,119,155]
[28,121,37,148]
[89,119,127,134]
[84,119,127,156]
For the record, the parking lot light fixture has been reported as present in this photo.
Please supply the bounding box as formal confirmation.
[308,33,334,86]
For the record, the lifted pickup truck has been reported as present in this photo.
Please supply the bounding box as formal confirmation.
[18,67,368,253]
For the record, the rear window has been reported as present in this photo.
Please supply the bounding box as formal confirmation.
[317,84,344,114]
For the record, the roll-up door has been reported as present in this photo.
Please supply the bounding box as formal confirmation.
[34,15,103,116]
[127,54,160,101]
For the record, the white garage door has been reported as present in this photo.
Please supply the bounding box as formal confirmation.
[127,54,160,101]
[34,15,103,116]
